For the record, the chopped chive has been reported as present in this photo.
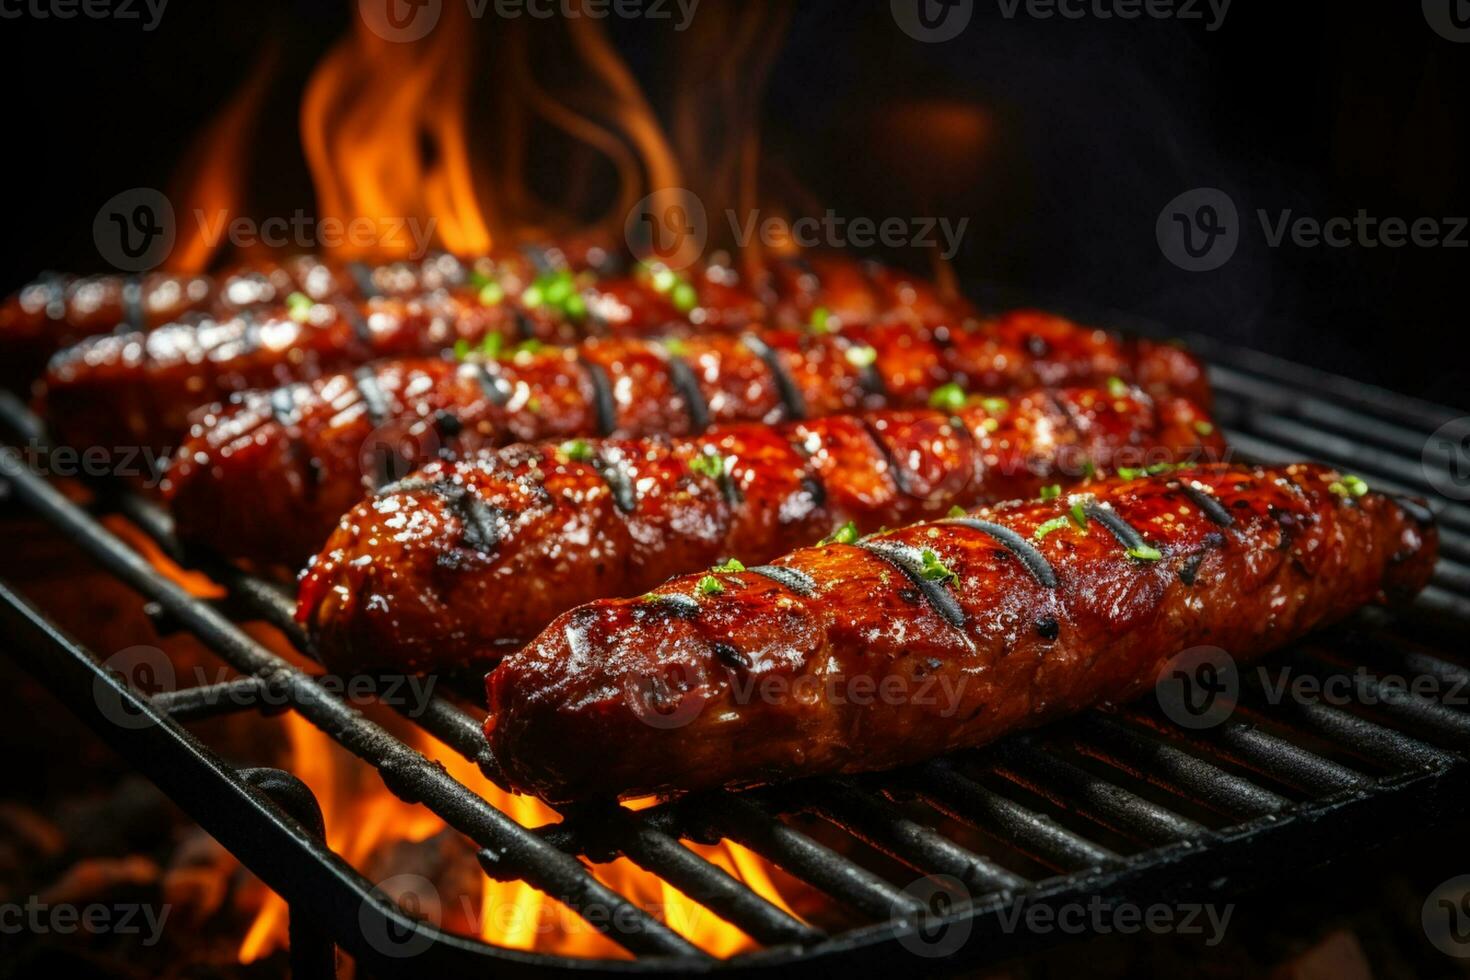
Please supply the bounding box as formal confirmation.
[1107,376,1130,399]
[821,520,860,546]
[660,337,689,357]
[711,557,746,574]
[467,269,494,289]
[1069,501,1090,530]
[688,451,729,481]
[286,291,314,323]
[918,548,959,586]
[513,339,544,357]
[670,281,698,313]
[521,284,545,308]
[845,344,878,369]
[928,382,967,412]
[481,332,505,360]
[478,281,505,306]
[453,338,472,361]
[562,292,587,321]
[1116,466,1142,480]
[809,306,836,333]
[558,438,594,463]
[947,505,968,518]
[1080,459,1096,480]
[981,418,1000,433]
[696,575,725,596]
[1329,474,1369,498]
[1040,484,1061,500]
[1193,420,1215,437]
[1034,516,1070,541]
[1126,543,1164,562]
[980,396,1010,414]
[543,272,574,306]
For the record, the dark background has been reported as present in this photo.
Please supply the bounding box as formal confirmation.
[0,0,1464,407]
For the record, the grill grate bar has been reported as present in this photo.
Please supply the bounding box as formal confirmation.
[900,761,1119,872]
[0,445,706,961]
[695,793,927,921]
[802,778,1029,894]
[1074,716,1289,819]
[987,741,1206,846]
[152,676,284,722]
[1123,709,1366,796]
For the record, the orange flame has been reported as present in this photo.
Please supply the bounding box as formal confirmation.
[165,42,281,273]
[239,715,800,962]
[301,4,493,259]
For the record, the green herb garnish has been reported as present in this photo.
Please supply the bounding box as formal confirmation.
[696,575,725,596]
[928,382,967,412]
[670,281,698,314]
[809,306,837,333]
[980,396,1010,414]
[1193,420,1215,437]
[478,281,505,306]
[1329,474,1369,498]
[1039,484,1061,500]
[688,451,730,481]
[845,344,878,369]
[821,521,860,546]
[1069,501,1090,530]
[1107,376,1130,399]
[947,505,968,518]
[711,558,746,574]
[1126,544,1164,562]
[286,291,314,323]
[918,548,959,586]
[1034,516,1070,541]
[559,439,594,463]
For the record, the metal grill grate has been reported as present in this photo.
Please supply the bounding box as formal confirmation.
[1,336,1468,977]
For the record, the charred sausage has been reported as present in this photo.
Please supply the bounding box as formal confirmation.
[483,463,1437,803]
[165,314,1211,567]
[299,386,1223,672]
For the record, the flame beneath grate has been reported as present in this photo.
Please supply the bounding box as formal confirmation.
[237,715,800,961]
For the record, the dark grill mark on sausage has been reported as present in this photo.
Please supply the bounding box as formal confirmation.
[269,386,298,428]
[1392,495,1436,527]
[748,565,818,597]
[664,354,710,433]
[434,409,463,439]
[592,453,637,513]
[742,334,806,420]
[521,243,559,274]
[577,358,618,436]
[944,517,1059,589]
[856,540,967,629]
[123,276,144,332]
[41,273,66,320]
[1178,481,1235,528]
[340,301,376,351]
[347,261,380,299]
[712,642,750,672]
[353,366,391,428]
[510,307,537,341]
[860,417,912,496]
[471,362,512,407]
[800,474,827,509]
[390,478,504,554]
[1083,503,1153,557]
[1036,616,1060,641]
[855,361,887,400]
[1178,551,1206,586]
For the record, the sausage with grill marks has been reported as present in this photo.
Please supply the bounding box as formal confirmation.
[299,386,1223,672]
[165,314,1210,567]
[483,463,1437,803]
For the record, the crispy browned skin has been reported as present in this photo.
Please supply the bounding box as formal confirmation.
[35,253,967,432]
[300,387,1224,672]
[484,464,1437,803]
[166,313,1210,567]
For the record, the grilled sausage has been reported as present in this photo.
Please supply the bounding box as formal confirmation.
[166,314,1211,567]
[300,386,1223,673]
[484,463,1437,803]
[24,251,966,399]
